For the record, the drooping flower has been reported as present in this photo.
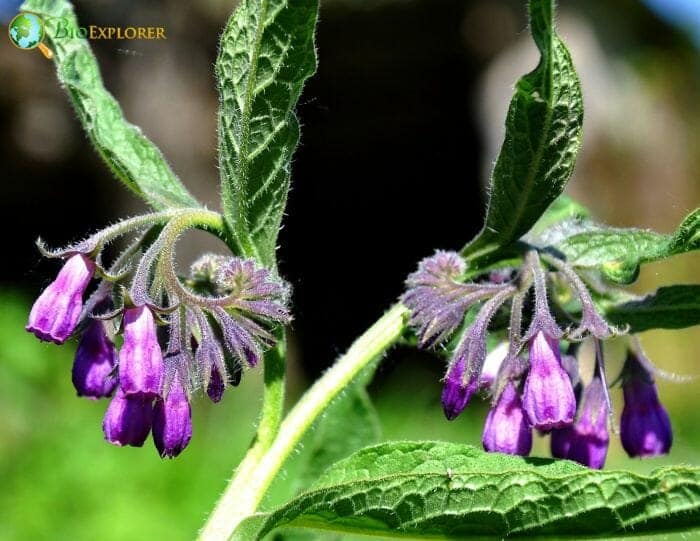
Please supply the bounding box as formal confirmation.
[551,374,609,469]
[72,319,118,399]
[26,254,95,344]
[482,381,532,456]
[152,372,192,458]
[440,287,517,420]
[103,389,154,447]
[620,352,672,458]
[523,330,576,431]
[119,306,164,398]
[441,357,479,420]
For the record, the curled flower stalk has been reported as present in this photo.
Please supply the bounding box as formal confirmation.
[402,248,677,468]
[26,208,290,458]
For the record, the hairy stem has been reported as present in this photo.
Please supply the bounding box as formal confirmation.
[198,303,409,541]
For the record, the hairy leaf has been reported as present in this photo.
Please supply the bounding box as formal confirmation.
[554,208,699,283]
[529,194,591,237]
[20,0,198,210]
[234,441,700,540]
[599,285,700,333]
[462,0,583,260]
[216,0,318,266]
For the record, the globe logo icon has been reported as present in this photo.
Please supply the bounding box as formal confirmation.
[8,12,45,50]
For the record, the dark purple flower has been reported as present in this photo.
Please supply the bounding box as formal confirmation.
[72,319,118,399]
[26,254,95,344]
[153,372,192,458]
[621,355,672,458]
[523,331,575,431]
[207,366,225,403]
[441,357,479,420]
[482,381,532,456]
[119,306,164,398]
[103,389,154,447]
[551,375,609,469]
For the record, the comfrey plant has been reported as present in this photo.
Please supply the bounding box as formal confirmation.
[22,0,700,538]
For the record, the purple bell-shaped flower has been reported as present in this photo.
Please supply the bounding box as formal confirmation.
[72,319,118,399]
[26,254,95,344]
[482,381,532,456]
[152,372,192,458]
[523,331,576,431]
[119,306,164,398]
[620,353,672,458]
[551,374,609,469]
[103,389,154,447]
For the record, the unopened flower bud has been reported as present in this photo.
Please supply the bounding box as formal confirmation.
[26,254,95,343]
[206,366,225,403]
[441,357,478,421]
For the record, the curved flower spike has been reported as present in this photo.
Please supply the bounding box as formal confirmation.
[215,257,292,325]
[27,254,96,344]
[402,251,505,347]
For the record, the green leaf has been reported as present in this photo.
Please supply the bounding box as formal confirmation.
[462,0,583,260]
[554,208,700,284]
[20,0,199,210]
[216,0,318,266]
[234,441,700,540]
[529,194,591,237]
[599,285,700,333]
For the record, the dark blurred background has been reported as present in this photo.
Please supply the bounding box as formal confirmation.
[1,0,699,539]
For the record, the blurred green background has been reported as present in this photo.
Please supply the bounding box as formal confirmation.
[1,0,699,539]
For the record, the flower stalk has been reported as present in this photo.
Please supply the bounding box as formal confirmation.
[198,303,408,541]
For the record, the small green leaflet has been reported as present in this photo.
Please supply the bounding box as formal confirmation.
[20,0,198,210]
[599,285,700,333]
[233,441,700,540]
[462,0,583,260]
[216,0,318,266]
[554,208,699,283]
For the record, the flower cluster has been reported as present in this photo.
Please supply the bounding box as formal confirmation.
[26,213,290,458]
[402,250,673,468]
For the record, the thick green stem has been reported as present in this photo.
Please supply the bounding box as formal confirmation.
[198,303,409,541]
